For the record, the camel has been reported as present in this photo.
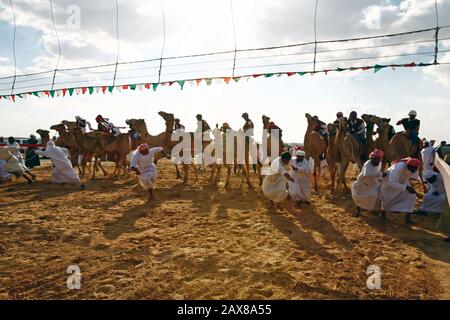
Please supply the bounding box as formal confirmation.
[207,124,253,189]
[335,117,364,192]
[36,129,50,146]
[50,123,81,172]
[304,113,328,192]
[372,116,390,155]
[361,114,376,157]
[325,123,339,194]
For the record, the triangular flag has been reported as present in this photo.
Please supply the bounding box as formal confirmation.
[287,72,296,77]
[68,88,74,96]
[195,79,202,86]
[205,78,212,86]
[361,67,372,71]
[336,68,345,72]
[253,74,262,78]
[17,94,23,98]
[187,80,195,86]
[44,91,50,96]
[88,87,94,94]
[233,77,241,82]
[152,83,159,91]
[276,73,283,77]
[122,85,129,90]
[168,81,175,86]
[137,84,145,90]
[177,80,185,90]
[324,70,329,75]
[404,62,416,68]
[81,87,87,94]
[75,88,81,95]
[297,72,306,76]
[115,86,122,93]
[56,90,61,97]
[130,84,136,90]
[33,91,39,97]
[101,86,107,93]
[62,88,68,96]
[144,83,151,89]
[223,77,231,84]
[11,95,15,102]
[95,87,101,93]
[373,65,385,73]
[108,86,114,93]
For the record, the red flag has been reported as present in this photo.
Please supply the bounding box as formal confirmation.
[404,62,416,67]
[11,95,15,102]
[122,85,129,89]
[223,77,231,84]
[287,72,296,77]
[195,79,202,86]
[253,74,262,78]
[101,86,107,93]
[62,88,68,96]
[81,87,87,94]
[144,83,151,89]
[361,67,371,70]
[168,81,175,86]
[44,91,49,96]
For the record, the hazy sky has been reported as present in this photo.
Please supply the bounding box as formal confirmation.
[0,0,449,142]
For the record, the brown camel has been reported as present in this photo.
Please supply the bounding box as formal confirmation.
[335,117,364,192]
[304,113,327,192]
[36,129,50,146]
[361,114,376,157]
[50,123,81,173]
[325,123,339,194]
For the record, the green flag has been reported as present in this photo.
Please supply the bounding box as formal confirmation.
[298,72,306,76]
[264,73,273,78]
[177,80,185,90]
[108,86,114,93]
[233,77,241,82]
[373,64,385,73]
[49,90,55,97]
[68,88,75,96]
[88,87,94,94]
[205,78,212,86]
[33,91,39,97]
[152,83,159,91]
[130,84,136,90]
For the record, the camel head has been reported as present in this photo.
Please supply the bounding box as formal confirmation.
[262,115,270,128]
[36,129,50,145]
[50,123,67,133]
[361,114,375,125]
[61,120,77,132]
[305,113,319,129]
[126,119,148,134]
[337,117,348,131]
[158,111,175,128]
[327,123,337,136]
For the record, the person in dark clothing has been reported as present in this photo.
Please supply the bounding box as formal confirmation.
[348,111,366,145]
[435,141,449,159]
[25,134,41,169]
[333,112,344,125]
[75,116,93,133]
[396,110,420,149]
[313,115,328,137]
[174,118,185,131]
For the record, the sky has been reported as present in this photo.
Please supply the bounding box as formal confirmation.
[0,0,449,143]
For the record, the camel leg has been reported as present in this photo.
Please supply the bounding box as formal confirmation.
[193,164,198,183]
[183,164,189,184]
[313,162,319,192]
[175,164,182,179]
[242,165,253,189]
[225,165,232,189]
[330,164,336,194]
[215,165,222,184]
[96,156,107,177]
[91,156,98,180]
[209,164,215,182]
[339,162,350,192]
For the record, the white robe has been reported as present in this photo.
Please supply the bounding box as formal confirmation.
[288,157,313,201]
[130,147,163,190]
[0,147,25,176]
[6,141,28,169]
[0,159,12,180]
[351,160,383,210]
[35,143,81,184]
[420,172,447,213]
[421,146,435,175]
[262,157,290,203]
[380,162,418,213]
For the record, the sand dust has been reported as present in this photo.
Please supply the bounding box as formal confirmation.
[0,160,449,299]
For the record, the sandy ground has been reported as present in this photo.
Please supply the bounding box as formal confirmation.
[0,159,449,300]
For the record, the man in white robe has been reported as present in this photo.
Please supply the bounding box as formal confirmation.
[421,141,435,175]
[35,141,82,186]
[130,143,164,202]
[6,137,36,181]
[380,157,420,224]
[0,146,33,183]
[418,170,447,214]
[0,159,12,181]
[262,151,295,210]
[288,150,313,206]
[352,149,384,216]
